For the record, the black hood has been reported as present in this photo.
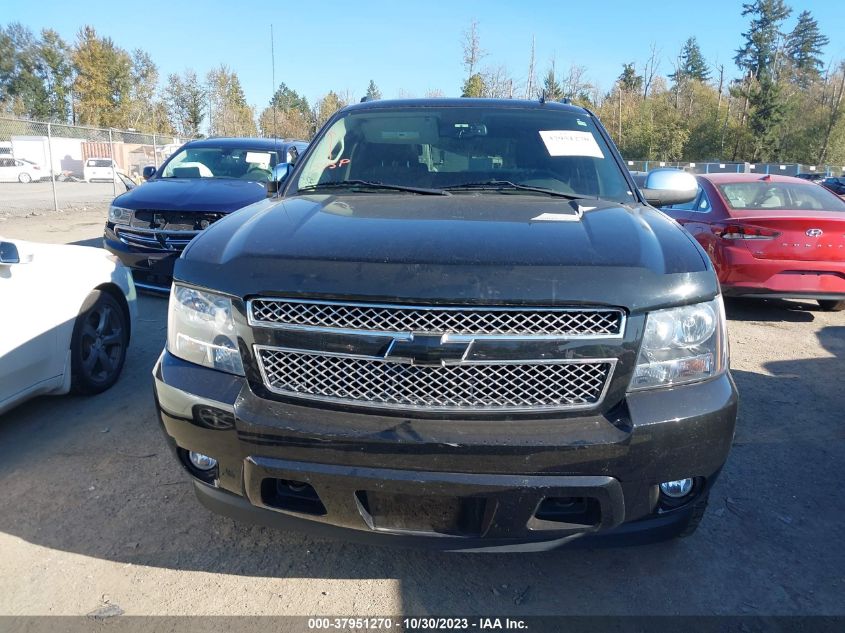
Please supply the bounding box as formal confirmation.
[113,178,267,212]
[176,193,716,312]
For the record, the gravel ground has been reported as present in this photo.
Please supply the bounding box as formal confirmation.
[0,209,843,617]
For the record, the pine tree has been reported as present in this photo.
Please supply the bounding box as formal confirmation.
[270,82,309,113]
[461,73,486,98]
[618,63,643,93]
[671,37,711,83]
[748,74,785,160]
[261,83,313,139]
[542,62,564,100]
[734,0,791,79]
[785,10,829,79]
[365,80,382,101]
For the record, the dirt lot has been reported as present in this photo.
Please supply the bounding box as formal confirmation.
[0,208,844,617]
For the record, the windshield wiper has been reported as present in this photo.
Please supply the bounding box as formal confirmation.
[298,180,450,196]
[444,180,586,199]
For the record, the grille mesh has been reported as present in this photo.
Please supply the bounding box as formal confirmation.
[257,348,612,411]
[250,300,622,336]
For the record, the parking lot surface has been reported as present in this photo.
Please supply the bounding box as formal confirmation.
[0,181,119,217]
[0,209,843,616]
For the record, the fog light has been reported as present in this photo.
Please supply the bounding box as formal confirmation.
[188,451,217,471]
[660,478,694,498]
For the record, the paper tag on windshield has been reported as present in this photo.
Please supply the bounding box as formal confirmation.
[539,130,604,158]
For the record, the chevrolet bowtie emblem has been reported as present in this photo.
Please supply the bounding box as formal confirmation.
[384,334,470,366]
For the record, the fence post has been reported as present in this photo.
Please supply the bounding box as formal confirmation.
[108,128,116,197]
[46,122,58,213]
[152,132,158,168]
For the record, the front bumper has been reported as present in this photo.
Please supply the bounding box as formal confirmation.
[104,224,179,292]
[153,351,737,550]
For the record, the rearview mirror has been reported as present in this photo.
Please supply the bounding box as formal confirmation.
[641,168,698,207]
[0,241,20,265]
[142,165,157,180]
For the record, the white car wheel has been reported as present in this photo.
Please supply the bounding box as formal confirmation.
[19,172,32,183]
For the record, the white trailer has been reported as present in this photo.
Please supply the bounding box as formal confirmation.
[11,136,85,177]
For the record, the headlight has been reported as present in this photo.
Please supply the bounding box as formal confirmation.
[629,296,728,391]
[108,205,133,225]
[167,285,244,375]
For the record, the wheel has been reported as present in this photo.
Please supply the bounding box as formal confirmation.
[18,172,32,183]
[675,493,709,538]
[70,290,128,395]
[818,299,845,312]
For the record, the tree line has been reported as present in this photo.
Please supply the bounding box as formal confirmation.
[0,23,352,140]
[459,2,844,165]
[2,4,844,166]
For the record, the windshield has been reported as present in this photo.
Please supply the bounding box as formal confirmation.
[717,182,845,211]
[160,145,280,181]
[290,105,636,203]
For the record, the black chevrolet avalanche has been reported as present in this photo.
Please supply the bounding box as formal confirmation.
[153,99,738,551]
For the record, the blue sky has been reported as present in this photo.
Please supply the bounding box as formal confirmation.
[4,0,844,110]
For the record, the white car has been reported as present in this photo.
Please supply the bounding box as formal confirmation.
[84,158,122,183]
[0,237,137,415]
[0,157,43,183]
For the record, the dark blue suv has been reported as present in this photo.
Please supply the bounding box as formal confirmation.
[104,137,308,292]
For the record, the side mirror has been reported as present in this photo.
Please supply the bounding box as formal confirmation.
[142,165,157,180]
[266,163,291,197]
[641,168,698,207]
[287,146,299,165]
[0,241,20,265]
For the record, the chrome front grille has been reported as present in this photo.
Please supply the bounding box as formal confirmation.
[249,299,623,337]
[115,226,197,251]
[256,347,614,412]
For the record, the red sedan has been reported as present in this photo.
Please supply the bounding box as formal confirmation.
[661,173,845,311]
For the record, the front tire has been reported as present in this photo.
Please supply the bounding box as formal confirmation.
[70,290,128,395]
[818,299,845,312]
[18,172,32,183]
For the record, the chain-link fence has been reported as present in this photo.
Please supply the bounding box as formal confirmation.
[0,116,191,214]
[624,160,845,177]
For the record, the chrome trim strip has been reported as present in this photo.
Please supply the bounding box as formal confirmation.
[252,344,618,413]
[118,226,202,236]
[254,344,617,366]
[246,298,626,340]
